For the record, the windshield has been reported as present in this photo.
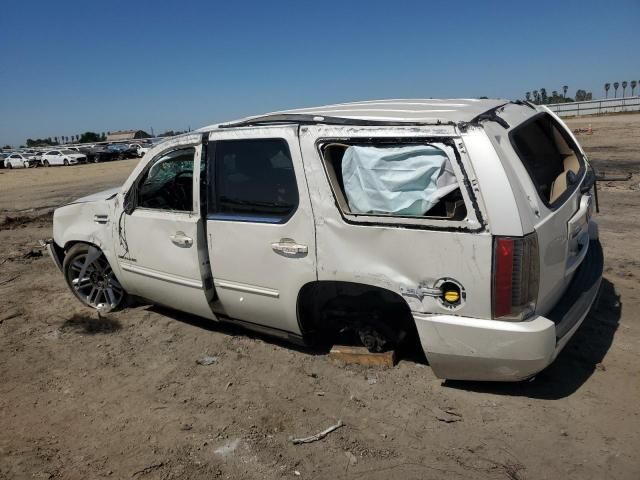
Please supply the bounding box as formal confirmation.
[61,149,77,154]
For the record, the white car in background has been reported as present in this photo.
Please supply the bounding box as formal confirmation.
[132,143,151,158]
[41,149,87,166]
[4,152,33,168]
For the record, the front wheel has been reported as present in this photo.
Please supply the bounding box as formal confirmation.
[63,244,126,312]
[24,161,30,168]
[43,160,50,167]
[7,163,12,169]
[63,159,69,166]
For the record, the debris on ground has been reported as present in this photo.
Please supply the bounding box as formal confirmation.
[214,438,241,456]
[329,345,396,368]
[432,407,462,423]
[345,451,358,465]
[22,250,43,259]
[196,355,218,366]
[0,274,20,287]
[290,420,344,445]
[131,461,164,477]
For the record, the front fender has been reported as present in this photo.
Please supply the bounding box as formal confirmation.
[52,200,122,279]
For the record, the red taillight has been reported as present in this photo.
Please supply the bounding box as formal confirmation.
[492,234,539,320]
[493,238,514,318]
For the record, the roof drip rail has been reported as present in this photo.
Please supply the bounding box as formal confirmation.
[463,102,511,129]
[218,113,452,129]
[513,99,537,110]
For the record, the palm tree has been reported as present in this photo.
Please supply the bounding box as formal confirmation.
[631,80,638,96]
[525,91,531,101]
[613,82,619,98]
[532,90,539,104]
[563,85,568,98]
[540,88,547,104]
[622,81,628,97]
[605,83,611,98]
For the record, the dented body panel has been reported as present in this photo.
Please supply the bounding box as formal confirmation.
[48,99,603,381]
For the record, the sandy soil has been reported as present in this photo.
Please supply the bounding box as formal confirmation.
[0,159,139,212]
[1,116,639,480]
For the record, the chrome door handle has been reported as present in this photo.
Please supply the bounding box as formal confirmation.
[271,239,308,256]
[170,232,193,247]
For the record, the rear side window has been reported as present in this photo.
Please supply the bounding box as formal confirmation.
[510,114,584,207]
[319,141,467,220]
[209,139,299,223]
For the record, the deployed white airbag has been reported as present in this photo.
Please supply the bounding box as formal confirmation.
[341,145,459,215]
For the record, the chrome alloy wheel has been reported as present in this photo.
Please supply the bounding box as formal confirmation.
[66,246,124,310]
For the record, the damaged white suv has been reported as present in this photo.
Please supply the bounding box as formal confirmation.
[46,99,603,381]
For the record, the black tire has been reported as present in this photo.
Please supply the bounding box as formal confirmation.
[63,243,126,312]
[43,160,50,167]
[7,163,12,169]
[93,156,100,163]
[63,159,69,166]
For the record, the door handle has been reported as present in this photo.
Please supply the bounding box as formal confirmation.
[170,232,193,248]
[271,238,308,256]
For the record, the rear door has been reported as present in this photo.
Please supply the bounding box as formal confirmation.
[206,126,316,335]
[509,112,592,314]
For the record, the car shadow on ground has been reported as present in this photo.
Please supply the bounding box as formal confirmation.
[146,305,333,357]
[443,278,621,399]
[61,312,122,334]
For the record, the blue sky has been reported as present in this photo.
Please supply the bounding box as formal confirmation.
[1,0,638,146]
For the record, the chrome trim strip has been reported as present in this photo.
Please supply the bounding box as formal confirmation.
[214,279,279,298]
[120,263,203,289]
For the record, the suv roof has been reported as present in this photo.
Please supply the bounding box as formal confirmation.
[201,98,510,130]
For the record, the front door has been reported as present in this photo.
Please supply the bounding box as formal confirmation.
[116,135,216,320]
[206,126,317,335]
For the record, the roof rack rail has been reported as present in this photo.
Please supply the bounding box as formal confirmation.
[218,113,449,129]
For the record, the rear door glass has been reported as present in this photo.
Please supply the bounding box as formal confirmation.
[209,138,299,223]
[510,114,584,207]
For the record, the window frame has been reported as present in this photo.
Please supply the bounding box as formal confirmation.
[130,146,198,214]
[508,112,586,210]
[206,137,300,225]
[314,136,483,231]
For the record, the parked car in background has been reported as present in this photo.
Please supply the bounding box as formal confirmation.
[0,153,9,168]
[79,144,118,163]
[4,152,33,168]
[107,143,137,159]
[45,98,603,382]
[33,151,46,164]
[132,143,151,157]
[41,149,87,166]
[22,150,41,167]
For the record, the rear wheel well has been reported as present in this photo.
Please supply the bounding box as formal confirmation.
[297,281,419,352]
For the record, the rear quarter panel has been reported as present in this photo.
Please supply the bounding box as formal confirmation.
[299,125,493,319]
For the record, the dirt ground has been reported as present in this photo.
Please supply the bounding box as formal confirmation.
[1,115,639,480]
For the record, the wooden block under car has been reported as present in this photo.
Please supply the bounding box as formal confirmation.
[329,345,397,368]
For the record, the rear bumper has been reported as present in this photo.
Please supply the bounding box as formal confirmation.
[414,240,604,381]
